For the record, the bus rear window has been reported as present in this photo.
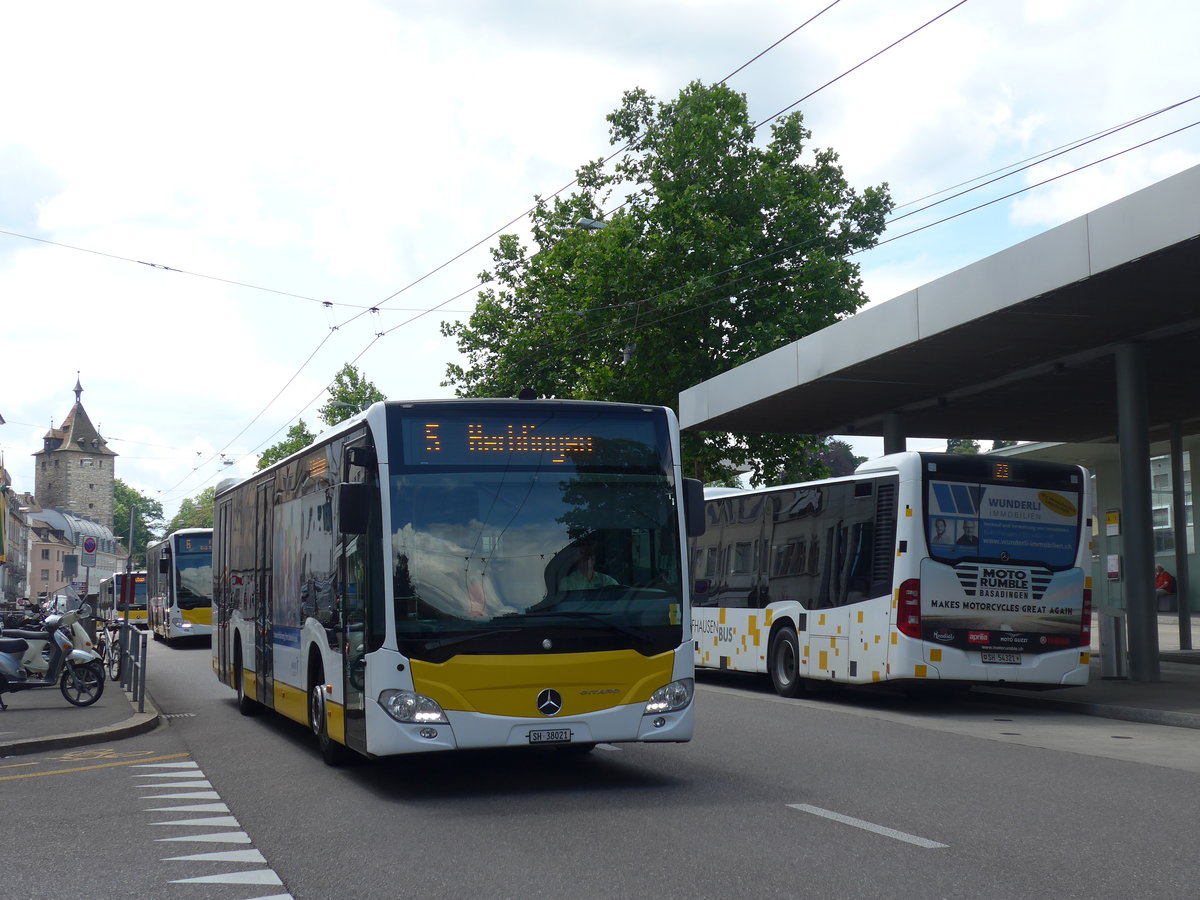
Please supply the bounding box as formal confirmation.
[926,479,1081,569]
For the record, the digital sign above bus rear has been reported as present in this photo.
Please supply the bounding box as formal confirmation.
[399,413,665,469]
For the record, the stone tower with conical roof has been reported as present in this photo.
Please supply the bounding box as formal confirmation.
[32,376,119,526]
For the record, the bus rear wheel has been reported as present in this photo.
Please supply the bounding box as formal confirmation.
[769,628,805,698]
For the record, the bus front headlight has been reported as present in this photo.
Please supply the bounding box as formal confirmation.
[643,678,693,715]
[378,690,448,724]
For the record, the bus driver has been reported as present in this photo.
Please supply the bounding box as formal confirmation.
[558,541,618,591]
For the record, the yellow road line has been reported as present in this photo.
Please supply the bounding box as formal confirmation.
[0,752,190,781]
[0,762,39,770]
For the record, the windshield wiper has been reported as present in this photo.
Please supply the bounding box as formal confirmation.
[519,610,650,642]
[420,627,521,651]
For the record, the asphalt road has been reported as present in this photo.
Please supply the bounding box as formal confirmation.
[4,640,1198,899]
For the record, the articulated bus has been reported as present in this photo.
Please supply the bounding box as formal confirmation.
[97,571,148,626]
[213,399,704,765]
[690,452,1093,696]
[145,529,214,642]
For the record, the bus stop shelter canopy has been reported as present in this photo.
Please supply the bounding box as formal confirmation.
[679,164,1200,683]
[678,165,1200,446]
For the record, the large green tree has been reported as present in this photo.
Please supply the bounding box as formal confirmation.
[257,365,386,471]
[113,479,164,566]
[318,363,386,426]
[257,420,317,471]
[165,485,217,533]
[443,81,892,485]
[947,438,981,455]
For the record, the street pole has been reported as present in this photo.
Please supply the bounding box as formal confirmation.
[125,504,134,629]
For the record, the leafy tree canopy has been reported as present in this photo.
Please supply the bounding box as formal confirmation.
[113,479,164,566]
[257,420,317,471]
[257,365,385,471]
[165,486,217,534]
[318,363,386,427]
[818,439,867,478]
[442,81,892,485]
[990,439,1017,451]
[947,438,981,455]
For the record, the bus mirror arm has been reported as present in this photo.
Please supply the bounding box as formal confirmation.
[338,483,371,535]
[158,556,170,575]
[683,478,706,537]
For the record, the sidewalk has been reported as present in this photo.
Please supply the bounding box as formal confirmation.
[1,617,1197,757]
[971,612,1200,729]
[0,680,160,757]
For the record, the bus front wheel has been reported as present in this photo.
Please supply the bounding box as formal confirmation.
[234,646,260,716]
[309,674,354,767]
[769,628,805,698]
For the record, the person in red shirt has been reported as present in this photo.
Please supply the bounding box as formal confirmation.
[1155,565,1177,612]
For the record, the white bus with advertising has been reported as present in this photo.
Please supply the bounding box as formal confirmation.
[145,529,214,642]
[213,399,704,764]
[690,452,1093,695]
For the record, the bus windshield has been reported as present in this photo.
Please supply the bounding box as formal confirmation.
[175,538,214,610]
[119,574,148,609]
[387,407,683,660]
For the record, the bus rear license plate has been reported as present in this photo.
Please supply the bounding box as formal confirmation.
[528,729,573,744]
[981,652,1021,664]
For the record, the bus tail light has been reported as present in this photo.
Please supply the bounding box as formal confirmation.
[896,579,922,639]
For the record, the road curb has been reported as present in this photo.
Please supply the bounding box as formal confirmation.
[0,691,162,757]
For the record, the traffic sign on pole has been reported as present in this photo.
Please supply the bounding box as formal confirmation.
[81,535,98,567]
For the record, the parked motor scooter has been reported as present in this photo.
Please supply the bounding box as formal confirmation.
[2,606,98,678]
[0,605,105,709]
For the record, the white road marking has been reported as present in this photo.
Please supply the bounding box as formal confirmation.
[152,816,240,827]
[163,849,267,863]
[170,869,284,885]
[132,761,200,769]
[157,830,252,844]
[140,790,221,799]
[144,802,229,812]
[136,761,287,892]
[788,803,948,848]
[138,779,213,788]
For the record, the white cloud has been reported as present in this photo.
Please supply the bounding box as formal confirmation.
[3,0,1200,520]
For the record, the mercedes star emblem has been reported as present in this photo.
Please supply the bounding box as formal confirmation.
[536,689,563,716]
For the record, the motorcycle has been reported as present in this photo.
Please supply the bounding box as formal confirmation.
[0,605,105,709]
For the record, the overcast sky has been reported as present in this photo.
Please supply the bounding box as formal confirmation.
[3,0,1198,522]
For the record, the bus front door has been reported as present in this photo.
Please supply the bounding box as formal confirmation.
[255,480,275,708]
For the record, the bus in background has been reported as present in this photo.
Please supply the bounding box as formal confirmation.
[97,571,149,626]
[145,528,214,643]
[213,399,703,765]
[690,452,1093,696]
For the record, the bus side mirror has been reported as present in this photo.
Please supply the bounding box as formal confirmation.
[683,478,706,537]
[158,557,170,574]
[338,483,371,535]
[346,446,377,471]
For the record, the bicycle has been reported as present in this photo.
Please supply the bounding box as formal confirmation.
[100,622,124,682]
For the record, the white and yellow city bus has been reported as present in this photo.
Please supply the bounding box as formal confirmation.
[98,571,148,626]
[690,452,1093,695]
[213,399,704,765]
[145,529,214,642]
